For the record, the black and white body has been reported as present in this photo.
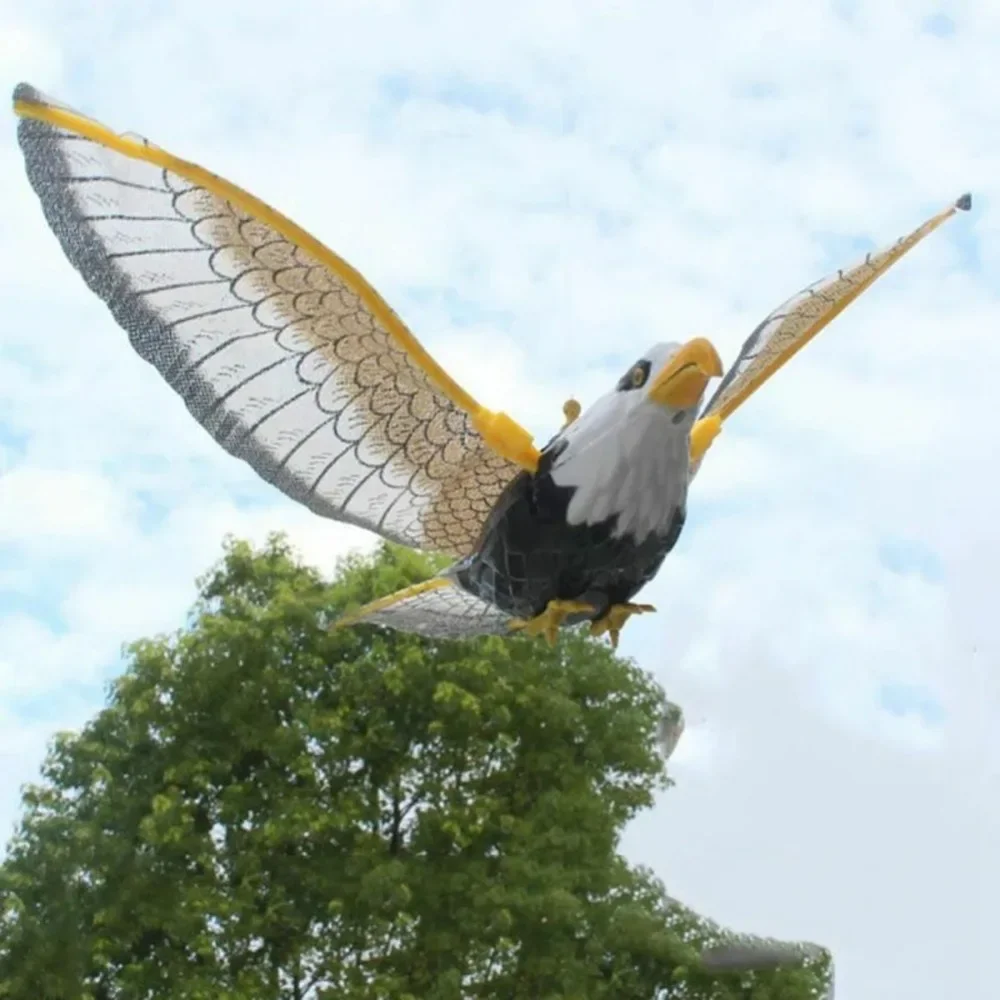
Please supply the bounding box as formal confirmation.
[11,83,970,648]
[451,340,719,644]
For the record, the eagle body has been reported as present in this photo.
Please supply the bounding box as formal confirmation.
[452,441,688,622]
[10,82,970,644]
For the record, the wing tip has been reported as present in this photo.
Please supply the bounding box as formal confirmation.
[12,81,34,104]
[12,81,49,114]
[956,192,972,212]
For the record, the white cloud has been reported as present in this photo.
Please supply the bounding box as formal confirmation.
[1,1,998,997]
[0,467,130,545]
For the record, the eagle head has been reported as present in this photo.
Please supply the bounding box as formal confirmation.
[549,338,723,541]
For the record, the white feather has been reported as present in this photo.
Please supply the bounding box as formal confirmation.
[550,343,699,541]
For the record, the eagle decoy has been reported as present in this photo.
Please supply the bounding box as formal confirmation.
[11,84,970,648]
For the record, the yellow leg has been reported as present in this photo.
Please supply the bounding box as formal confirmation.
[509,599,595,646]
[562,398,581,429]
[590,603,656,650]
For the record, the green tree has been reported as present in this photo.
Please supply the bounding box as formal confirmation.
[0,537,830,1000]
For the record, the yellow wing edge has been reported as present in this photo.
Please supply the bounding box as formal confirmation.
[689,193,971,463]
[713,193,971,423]
[331,578,452,629]
[12,89,541,473]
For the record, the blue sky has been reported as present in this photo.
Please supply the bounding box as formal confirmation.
[1,2,998,997]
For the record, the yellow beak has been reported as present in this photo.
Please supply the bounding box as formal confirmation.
[647,337,724,409]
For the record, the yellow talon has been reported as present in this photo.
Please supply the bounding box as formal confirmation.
[509,599,595,646]
[562,398,582,429]
[589,603,657,650]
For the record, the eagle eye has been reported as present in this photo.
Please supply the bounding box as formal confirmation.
[617,359,651,392]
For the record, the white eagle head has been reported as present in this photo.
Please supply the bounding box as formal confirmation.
[549,338,723,541]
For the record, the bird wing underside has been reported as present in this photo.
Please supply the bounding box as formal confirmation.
[691,193,970,477]
[334,576,515,639]
[13,83,532,558]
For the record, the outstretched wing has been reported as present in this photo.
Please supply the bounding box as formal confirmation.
[13,83,540,558]
[334,576,515,639]
[690,194,971,475]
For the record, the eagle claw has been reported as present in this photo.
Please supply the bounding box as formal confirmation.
[509,599,595,646]
[590,603,657,650]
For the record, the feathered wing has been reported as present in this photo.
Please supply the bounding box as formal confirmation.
[13,83,539,558]
[689,193,971,476]
[335,576,514,639]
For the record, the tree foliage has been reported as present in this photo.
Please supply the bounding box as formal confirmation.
[0,537,830,1000]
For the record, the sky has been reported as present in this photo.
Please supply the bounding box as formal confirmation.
[0,0,998,996]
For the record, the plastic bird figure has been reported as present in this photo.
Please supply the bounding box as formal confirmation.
[12,84,970,649]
